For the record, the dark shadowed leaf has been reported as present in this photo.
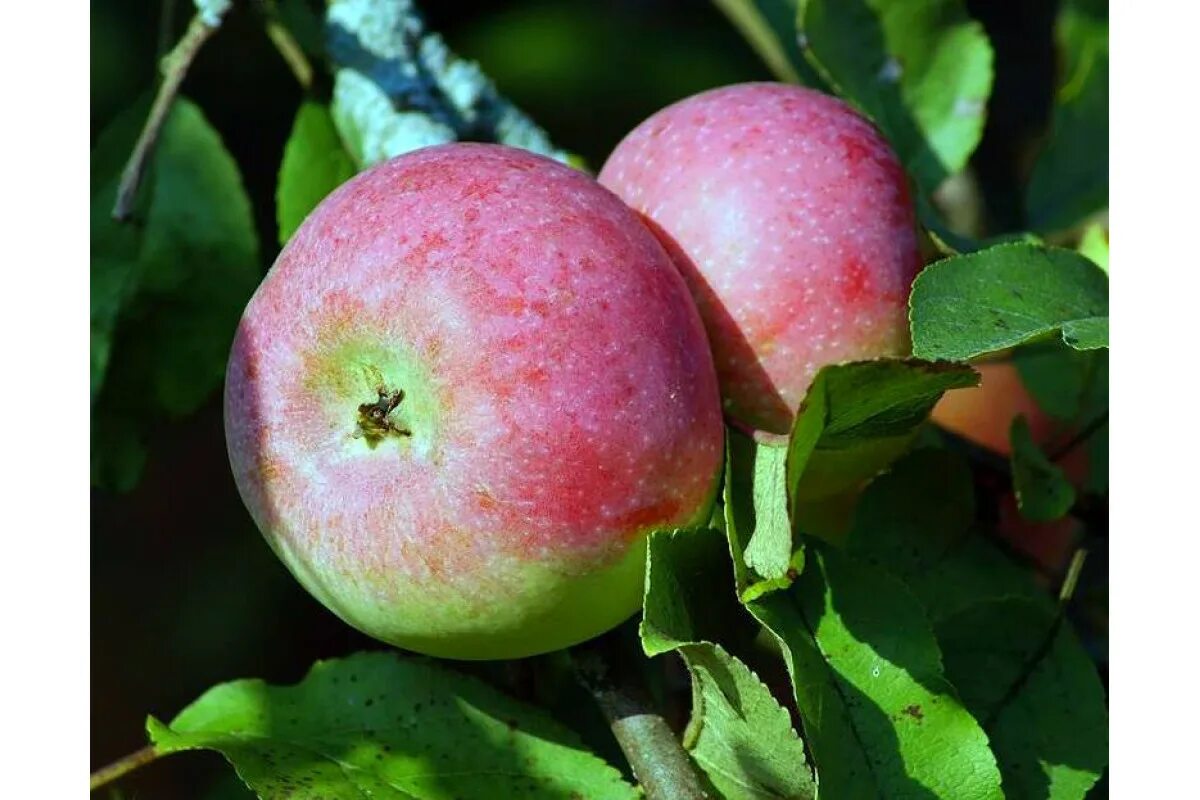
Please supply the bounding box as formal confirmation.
[277,102,357,245]
[91,97,260,491]
[148,652,638,800]
[842,448,1105,795]
[1010,416,1076,522]
[1012,342,1107,425]
[1026,1,1108,233]
[846,448,1052,622]
[642,529,817,799]
[936,599,1108,799]
[910,244,1108,361]
[785,360,978,504]
[796,0,993,193]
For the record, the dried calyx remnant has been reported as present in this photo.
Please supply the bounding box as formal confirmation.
[326,0,568,168]
[356,386,411,445]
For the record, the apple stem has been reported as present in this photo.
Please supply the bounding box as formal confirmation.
[111,7,229,222]
[90,744,160,792]
[573,648,710,799]
[356,387,412,445]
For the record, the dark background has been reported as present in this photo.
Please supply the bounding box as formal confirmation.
[91,2,1062,797]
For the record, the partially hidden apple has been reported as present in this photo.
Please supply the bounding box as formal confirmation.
[224,143,724,659]
[933,361,1089,573]
[599,83,921,439]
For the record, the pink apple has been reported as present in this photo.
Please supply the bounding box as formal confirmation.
[600,83,921,437]
[225,143,723,659]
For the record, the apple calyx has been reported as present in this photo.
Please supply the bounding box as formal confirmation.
[356,385,412,446]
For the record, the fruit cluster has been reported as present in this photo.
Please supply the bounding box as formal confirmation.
[225,83,962,659]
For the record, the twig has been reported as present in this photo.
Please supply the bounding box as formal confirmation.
[1048,411,1108,462]
[90,745,159,792]
[1058,548,1089,606]
[572,646,709,800]
[256,0,314,90]
[111,9,227,221]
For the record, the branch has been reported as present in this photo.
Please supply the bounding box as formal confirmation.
[111,7,228,221]
[572,646,709,800]
[256,0,314,90]
[90,745,159,792]
[1048,411,1108,462]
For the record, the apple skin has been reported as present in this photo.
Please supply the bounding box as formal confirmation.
[224,143,724,660]
[599,83,921,438]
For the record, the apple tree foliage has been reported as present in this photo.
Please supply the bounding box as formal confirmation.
[91,0,1109,797]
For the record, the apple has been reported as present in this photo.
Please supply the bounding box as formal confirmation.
[224,143,724,659]
[599,83,921,438]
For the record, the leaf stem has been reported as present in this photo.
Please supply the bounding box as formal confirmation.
[572,646,709,800]
[89,745,159,792]
[1058,548,1089,606]
[111,9,227,221]
[256,0,314,90]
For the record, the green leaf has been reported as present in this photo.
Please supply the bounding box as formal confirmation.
[723,433,796,589]
[91,97,260,491]
[785,360,978,503]
[745,545,1004,799]
[841,450,1106,794]
[147,651,638,800]
[90,413,148,495]
[677,645,817,800]
[1010,416,1076,522]
[277,102,357,245]
[744,445,791,580]
[1077,223,1109,273]
[1012,342,1107,425]
[909,244,1109,361]
[936,599,1108,799]
[1060,317,1107,350]
[711,0,826,86]
[1026,2,1108,233]
[796,0,993,193]
[90,101,148,405]
[846,448,1052,623]
[1086,420,1108,494]
[642,528,748,657]
[1012,332,1108,491]
[642,529,817,799]
[90,256,138,404]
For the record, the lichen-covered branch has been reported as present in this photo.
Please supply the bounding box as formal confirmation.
[325,0,568,168]
[573,648,710,800]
